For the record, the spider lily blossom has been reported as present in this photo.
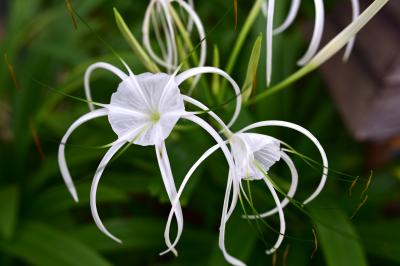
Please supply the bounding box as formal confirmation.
[143,0,206,74]
[58,61,242,255]
[262,0,360,85]
[163,119,328,265]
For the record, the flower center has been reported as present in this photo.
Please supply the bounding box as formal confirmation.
[150,111,161,123]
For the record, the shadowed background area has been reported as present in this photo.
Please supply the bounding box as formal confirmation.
[0,0,399,265]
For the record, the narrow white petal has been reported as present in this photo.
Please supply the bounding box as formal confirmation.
[182,95,231,133]
[219,174,246,266]
[143,0,176,70]
[177,67,242,129]
[246,151,298,218]
[173,0,207,91]
[58,108,109,202]
[266,0,275,86]
[238,120,328,205]
[160,143,221,255]
[184,115,243,266]
[262,175,286,254]
[90,126,145,243]
[160,0,179,70]
[343,0,360,61]
[273,0,301,35]
[307,0,389,69]
[155,141,182,257]
[84,62,127,111]
[297,0,324,66]
[186,0,195,32]
[90,140,126,243]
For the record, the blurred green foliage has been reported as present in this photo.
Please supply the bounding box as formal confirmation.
[0,0,399,265]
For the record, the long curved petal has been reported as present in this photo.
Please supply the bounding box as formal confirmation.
[155,141,183,257]
[143,0,178,72]
[262,175,286,254]
[219,172,246,266]
[90,126,144,243]
[182,95,231,133]
[173,0,207,90]
[58,108,109,202]
[183,114,243,265]
[245,151,298,219]
[297,0,324,66]
[84,62,127,111]
[238,120,328,205]
[160,143,221,255]
[273,0,301,35]
[266,0,275,86]
[90,140,126,243]
[176,67,242,129]
[343,0,360,61]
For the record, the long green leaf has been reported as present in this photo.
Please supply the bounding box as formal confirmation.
[0,222,111,266]
[0,186,19,239]
[357,220,400,263]
[113,8,159,73]
[310,200,368,266]
[242,33,262,103]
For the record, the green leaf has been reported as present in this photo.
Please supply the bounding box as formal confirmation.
[71,218,214,253]
[113,8,159,73]
[0,186,19,239]
[309,200,368,266]
[212,45,220,96]
[357,220,400,263]
[0,222,111,266]
[242,33,262,103]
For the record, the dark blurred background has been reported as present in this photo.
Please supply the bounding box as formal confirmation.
[0,0,399,265]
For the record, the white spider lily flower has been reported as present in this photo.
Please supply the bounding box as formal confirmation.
[262,0,360,84]
[143,0,206,75]
[58,61,242,256]
[163,119,327,265]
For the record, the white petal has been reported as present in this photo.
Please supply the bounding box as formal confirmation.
[343,0,360,61]
[262,175,286,254]
[297,0,325,66]
[219,173,246,266]
[246,151,298,218]
[266,0,275,86]
[90,140,126,243]
[143,0,177,71]
[172,0,207,91]
[230,133,281,180]
[182,95,231,134]
[155,141,182,257]
[161,143,221,255]
[273,0,301,35]
[58,108,109,202]
[90,126,146,243]
[239,120,328,205]
[183,114,243,266]
[84,62,127,111]
[177,67,242,129]
[108,73,185,146]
